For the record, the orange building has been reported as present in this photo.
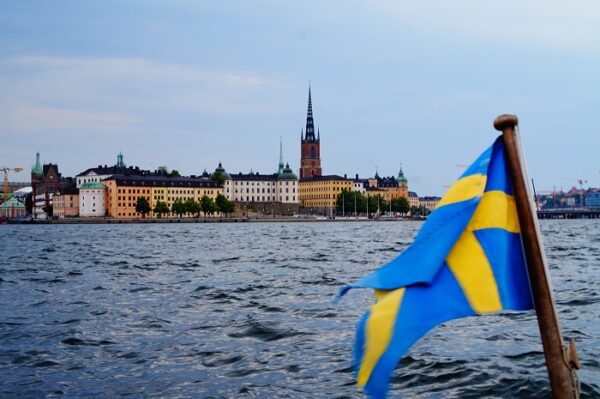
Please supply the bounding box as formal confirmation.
[103,175,223,219]
[53,188,79,218]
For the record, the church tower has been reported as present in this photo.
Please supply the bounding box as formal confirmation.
[299,85,322,179]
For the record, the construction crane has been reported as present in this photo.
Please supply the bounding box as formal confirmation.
[1,167,23,202]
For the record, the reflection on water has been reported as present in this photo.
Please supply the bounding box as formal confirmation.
[0,221,598,398]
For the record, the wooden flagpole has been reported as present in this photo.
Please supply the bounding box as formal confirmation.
[494,114,580,399]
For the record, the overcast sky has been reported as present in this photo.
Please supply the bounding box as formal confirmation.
[1,1,599,195]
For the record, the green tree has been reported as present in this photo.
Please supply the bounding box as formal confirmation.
[336,190,367,216]
[200,195,216,218]
[169,169,181,177]
[172,199,186,218]
[410,205,430,218]
[366,195,386,217]
[223,200,235,216]
[391,197,410,215]
[215,193,235,217]
[185,198,201,217]
[136,196,151,218]
[153,200,170,218]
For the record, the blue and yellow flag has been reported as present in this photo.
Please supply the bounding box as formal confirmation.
[337,137,534,398]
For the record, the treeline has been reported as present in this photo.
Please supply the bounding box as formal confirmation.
[335,190,430,217]
[135,193,235,218]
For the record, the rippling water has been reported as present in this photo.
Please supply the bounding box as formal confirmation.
[1,221,599,398]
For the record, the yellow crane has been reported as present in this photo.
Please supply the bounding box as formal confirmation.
[1,167,23,202]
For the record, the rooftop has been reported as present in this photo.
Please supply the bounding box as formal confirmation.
[299,174,349,182]
[0,197,25,209]
[80,181,106,189]
[103,175,221,188]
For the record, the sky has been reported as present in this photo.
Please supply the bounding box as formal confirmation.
[1,1,599,195]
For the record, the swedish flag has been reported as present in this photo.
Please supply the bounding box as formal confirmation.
[337,137,534,398]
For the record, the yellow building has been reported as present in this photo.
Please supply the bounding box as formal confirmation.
[419,196,441,212]
[365,187,387,199]
[408,191,420,208]
[102,175,223,219]
[364,168,409,203]
[299,175,353,211]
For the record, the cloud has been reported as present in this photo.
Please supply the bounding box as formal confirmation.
[3,102,138,133]
[0,56,289,134]
[376,0,600,52]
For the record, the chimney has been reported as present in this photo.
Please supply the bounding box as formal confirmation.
[355,174,359,180]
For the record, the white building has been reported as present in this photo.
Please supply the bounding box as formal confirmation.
[351,175,367,194]
[76,152,145,188]
[215,163,299,204]
[214,140,299,205]
[79,181,106,217]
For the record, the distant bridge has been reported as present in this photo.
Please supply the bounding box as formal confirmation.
[537,208,600,219]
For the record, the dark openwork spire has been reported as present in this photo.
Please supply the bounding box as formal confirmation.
[305,84,316,141]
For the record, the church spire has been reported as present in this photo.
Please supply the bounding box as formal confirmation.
[278,137,284,174]
[116,151,125,168]
[305,84,316,141]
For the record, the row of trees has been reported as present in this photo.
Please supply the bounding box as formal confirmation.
[335,190,410,216]
[135,193,235,218]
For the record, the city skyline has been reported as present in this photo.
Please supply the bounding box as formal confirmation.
[1,1,599,195]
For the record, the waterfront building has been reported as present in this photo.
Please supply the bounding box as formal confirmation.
[408,191,420,208]
[585,191,600,208]
[102,175,222,219]
[10,186,32,201]
[227,171,278,203]
[0,197,26,219]
[217,140,300,214]
[76,152,148,188]
[53,187,79,218]
[299,175,352,212]
[30,153,73,219]
[420,196,441,211]
[363,168,409,202]
[79,182,106,217]
[352,174,367,194]
[365,186,387,199]
[299,86,322,179]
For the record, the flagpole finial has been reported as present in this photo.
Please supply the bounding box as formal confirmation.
[494,114,519,131]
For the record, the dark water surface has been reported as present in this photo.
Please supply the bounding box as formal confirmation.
[1,221,599,398]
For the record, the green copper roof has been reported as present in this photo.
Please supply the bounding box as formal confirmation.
[116,152,126,168]
[0,197,25,209]
[32,152,42,175]
[277,163,298,181]
[80,181,106,189]
[212,162,231,180]
[398,167,408,183]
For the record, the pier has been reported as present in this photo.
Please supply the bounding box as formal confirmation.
[537,208,600,219]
